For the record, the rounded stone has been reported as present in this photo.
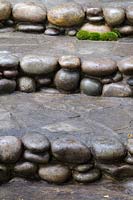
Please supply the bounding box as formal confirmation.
[102,83,133,97]
[18,77,36,93]
[0,0,11,21]
[80,78,102,96]
[39,164,71,184]
[118,56,133,75]
[73,169,101,183]
[14,162,37,177]
[81,23,111,33]
[0,79,16,94]
[112,71,123,83]
[0,136,22,163]
[0,164,10,183]
[54,69,80,92]
[125,153,133,165]
[87,16,104,23]
[0,54,19,70]
[51,137,91,164]
[36,77,52,87]
[47,3,85,27]
[86,7,102,16]
[67,29,77,36]
[81,58,117,77]
[127,139,133,155]
[24,150,50,164]
[74,163,94,173]
[92,137,126,163]
[103,7,125,27]
[59,56,81,70]
[16,23,44,33]
[127,77,133,86]
[116,25,133,35]
[44,28,60,36]
[126,6,133,24]
[22,132,50,153]
[3,70,18,78]
[20,55,58,75]
[13,2,47,23]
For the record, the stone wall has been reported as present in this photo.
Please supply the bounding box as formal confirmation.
[0,52,133,97]
[0,133,132,184]
[0,1,133,36]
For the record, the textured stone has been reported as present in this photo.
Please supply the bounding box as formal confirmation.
[51,137,91,164]
[92,136,126,163]
[117,56,133,75]
[81,58,117,77]
[16,23,44,33]
[47,3,85,27]
[0,0,11,21]
[13,2,47,23]
[0,136,22,163]
[54,69,80,92]
[22,132,50,153]
[81,23,111,33]
[127,139,133,155]
[3,70,18,78]
[0,54,19,70]
[0,79,16,94]
[24,150,50,164]
[86,7,102,16]
[18,77,36,93]
[126,6,133,24]
[73,169,101,183]
[103,7,125,26]
[116,25,133,35]
[39,164,71,184]
[102,83,133,97]
[59,56,81,70]
[20,55,58,75]
[80,78,102,96]
[74,163,94,173]
[14,162,37,177]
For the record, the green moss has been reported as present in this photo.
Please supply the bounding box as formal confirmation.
[112,29,121,38]
[76,30,119,41]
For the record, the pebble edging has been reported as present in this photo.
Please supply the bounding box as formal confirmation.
[0,133,132,184]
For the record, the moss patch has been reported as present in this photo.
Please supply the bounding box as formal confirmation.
[76,30,120,41]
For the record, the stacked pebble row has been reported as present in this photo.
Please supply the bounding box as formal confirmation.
[0,1,133,36]
[0,52,133,97]
[0,133,132,184]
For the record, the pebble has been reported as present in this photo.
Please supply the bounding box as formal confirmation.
[39,164,71,184]
[0,54,19,70]
[51,137,91,164]
[115,25,133,35]
[102,83,133,97]
[16,23,44,33]
[81,23,111,33]
[0,0,11,21]
[14,162,37,177]
[67,29,77,36]
[125,153,133,165]
[54,69,80,93]
[86,7,102,16]
[13,2,47,23]
[47,3,85,27]
[112,71,123,83]
[36,77,52,87]
[0,164,10,182]
[118,56,133,75]
[80,78,102,96]
[126,6,133,24]
[44,28,60,36]
[103,7,125,26]
[18,77,36,93]
[20,55,58,75]
[22,132,50,153]
[92,136,126,163]
[59,55,81,70]
[127,77,133,86]
[24,150,50,164]
[0,136,22,163]
[127,139,133,155]
[81,58,117,76]
[73,168,101,183]
[0,79,16,94]
[87,16,104,23]
[3,70,18,78]
[74,163,94,172]
[98,163,133,179]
